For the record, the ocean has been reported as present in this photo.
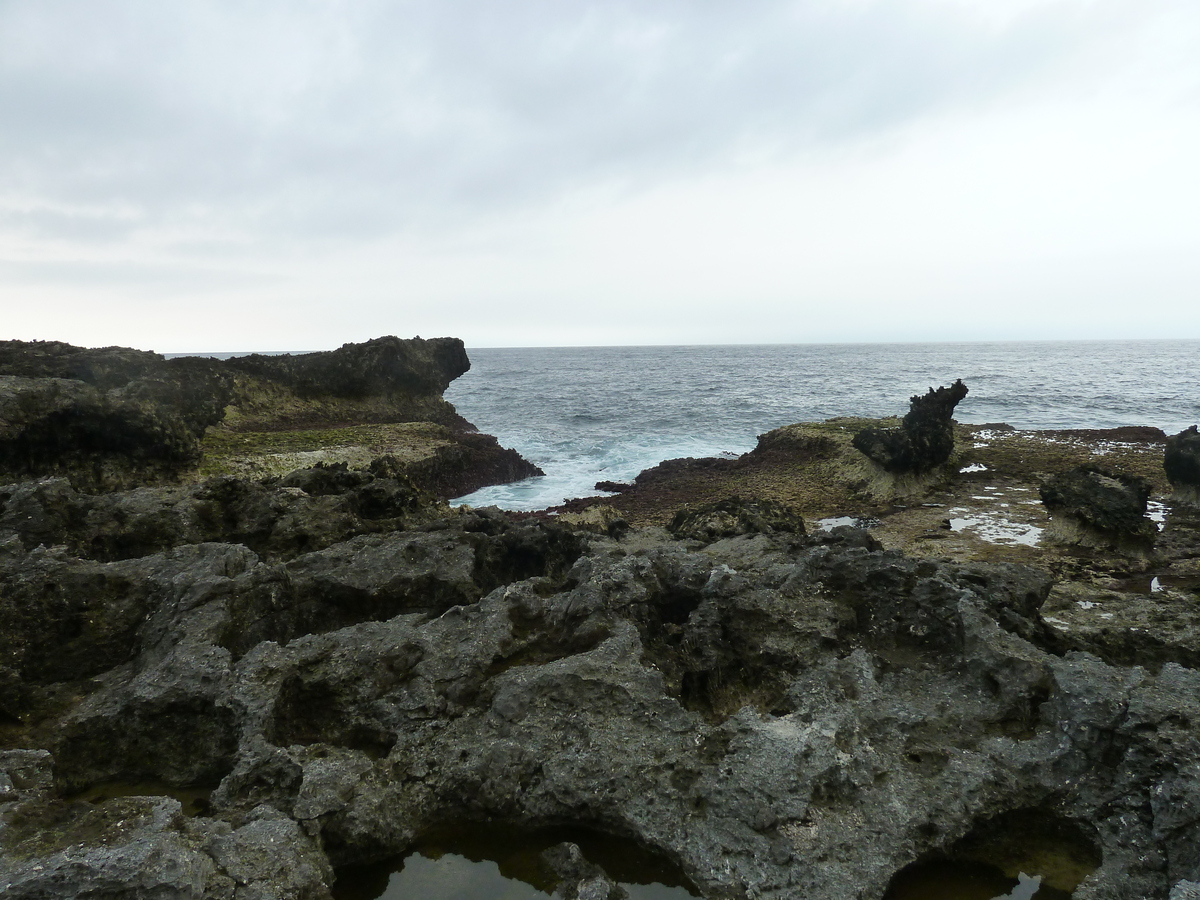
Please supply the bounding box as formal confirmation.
[445,340,1200,511]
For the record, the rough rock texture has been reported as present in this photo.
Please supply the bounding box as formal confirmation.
[2,469,1198,899]
[1166,426,1200,505]
[542,842,627,900]
[1040,466,1156,550]
[852,380,969,475]
[0,371,229,490]
[0,337,540,497]
[668,496,806,544]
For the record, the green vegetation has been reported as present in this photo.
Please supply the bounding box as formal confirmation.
[195,421,455,480]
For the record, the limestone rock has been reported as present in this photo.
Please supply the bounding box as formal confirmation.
[852,379,968,474]
[1166,425,1200,504]
[668,496,806,543]
[1,493,1198,900]
[1039,466,1156,549]
[0,337,538,494]
[541,842,627,900]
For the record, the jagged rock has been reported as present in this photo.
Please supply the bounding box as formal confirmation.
[0,467,430,563]
[852,380,969,474]
[668,496,806,543]
[1039,466,1156,549]
[595,481,632,493]
[1,497,1198,899]
[541,842,627,900]
[0,374,222,490]
[1166,426,1200,504]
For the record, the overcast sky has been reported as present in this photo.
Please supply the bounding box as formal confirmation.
[2,0,1198,351]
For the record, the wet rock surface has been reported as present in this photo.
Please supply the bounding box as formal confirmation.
[2,466,1198,899]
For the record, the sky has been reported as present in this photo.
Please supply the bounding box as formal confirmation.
[1,0,1198,352]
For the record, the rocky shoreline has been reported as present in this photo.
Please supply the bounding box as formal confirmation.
[0,337,540,498]
[1,355,1199,899]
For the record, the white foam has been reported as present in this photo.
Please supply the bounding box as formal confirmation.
[959,463,988,473]
[1147,501,1167,531]
[451,434,755,511]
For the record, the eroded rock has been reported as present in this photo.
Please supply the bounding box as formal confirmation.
[0,337,539,495]
[1039,466,1156,550]
[1,498,1197,900]
[1166,426,1200,505]
[852,380,969,475]
[668,496,806,543]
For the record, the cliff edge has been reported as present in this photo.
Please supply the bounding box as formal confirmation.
[0,336,538,496]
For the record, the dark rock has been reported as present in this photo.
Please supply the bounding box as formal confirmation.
[0,337,535,493]
[0,467,431,563]
[541,842,628,900]
[668,496,806,543]
[1039,466,1156,548]
[1,479,1198,899]
[595,481,632,493]
[0,374,225,490]
[632,455,735,488]
[1166,426,1200,504]
[397,432,544,499]
[852,380,969,474]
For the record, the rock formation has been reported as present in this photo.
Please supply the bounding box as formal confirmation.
[1039,466,1156,550]
[1166,426,1200,505]
[0,337,539,496]
[668,496,806,543]
[2,467,1198,898]
[852,380,969,475]
[1,353,1197,899]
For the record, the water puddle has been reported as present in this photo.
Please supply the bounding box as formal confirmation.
[1147,501,1167,531]
[72,780,213,817]
[332,824,699,900]
[818,516,881,531]
[1110,571,1200,595]
[947,510,1043,547]
[884,861,1070,899]
[885,809,1099,900]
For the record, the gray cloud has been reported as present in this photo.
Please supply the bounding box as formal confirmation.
[0,0,1127,247]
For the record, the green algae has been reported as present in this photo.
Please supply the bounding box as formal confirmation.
[195,422,455,480]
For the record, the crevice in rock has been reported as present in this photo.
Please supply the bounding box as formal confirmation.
[887,807,1102,899]
[269,674,397,759]
[52,698,238,794]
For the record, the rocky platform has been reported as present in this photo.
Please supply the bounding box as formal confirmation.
[0,337,539,498]
[1,460,1198,897]
[1,367,1198,899]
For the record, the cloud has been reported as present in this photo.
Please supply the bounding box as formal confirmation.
[2,0,1198,350]
[0,0,1136,246]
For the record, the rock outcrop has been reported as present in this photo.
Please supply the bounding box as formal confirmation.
[0,337,539,496]
[668,496,806,543]
[852,379,969,475]
[2,472,1198,898]
[1166,426,1200,505]
[1039,466,1156,550]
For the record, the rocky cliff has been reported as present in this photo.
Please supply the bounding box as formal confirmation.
[0,337,538,496]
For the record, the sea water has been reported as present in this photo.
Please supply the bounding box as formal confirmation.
[445,341,1200,511]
